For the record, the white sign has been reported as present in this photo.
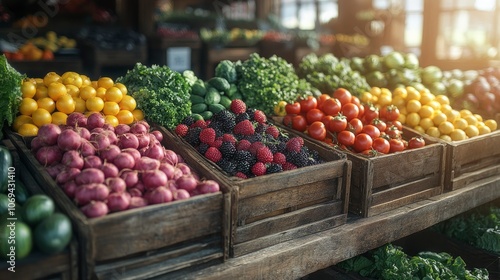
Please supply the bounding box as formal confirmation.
[167,47,191,72]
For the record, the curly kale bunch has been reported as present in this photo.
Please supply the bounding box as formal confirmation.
[0,55,24,138]
[117,63,191,129]
[236,53,315,115]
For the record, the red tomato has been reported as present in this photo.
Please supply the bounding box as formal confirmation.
[372,137,390,154]
[341,103,359,121]
[299,96,317,113]
[317,94,331,109]
[357,102,365,119]
[361,124,381,139]
[361,149,378,157]
[337,130,355,147]
[283,114,294,127]
[285,102,301,115]
[408,136,425,149]
[386,120,403,131]
[363,105,379,123]
[321,115,335,128]
[380,105,400,122]
[321,98,342,116]
[353,133,373,153]
[348,118,363,135]
[292,114,307,132]
[328,114,347,133]
[306,108,325,125]
[308,121,327,141]
[386,125,402,139]
[333,88,352,106]
[389,138,405,153]
[351,95,361,106]
[371,118,387,132]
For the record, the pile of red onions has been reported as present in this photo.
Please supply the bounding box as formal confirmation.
[32,112,220,218]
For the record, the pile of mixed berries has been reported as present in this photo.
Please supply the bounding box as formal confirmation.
[175,99,324,178]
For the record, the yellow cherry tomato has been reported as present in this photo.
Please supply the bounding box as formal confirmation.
[21,80,37,98]
[79,86,97,101]
[450,129,467,141]
[86,97,105,112]
[406,99,422,113]
[66,84,80,98]
[432,112,448,126]
[43,72,61,87]
[73,97,86,113]
[48,82,67,101]
[464,125,479,138]
[132,109,144,121]
[114,83,128,95]
[119,95,137,111]
[438,121,454,135]
[478,124,491,135]
[418,105,434,119]
[103,101,120,116]
[35,85,49,99]
[56,94,76,114]
[104,115,119,127]
[116,110,134,124]
[61,71,83,88]
[19,98,38,116]
[51,111,68,125]
[18,123,39,137]
[105,86,123,103]
[484,119,497,131]
[13,115,34,131]
[97,77,114,89]
[453,118,468,130]
[32,108,52,127]
[426,126,441,138]
[405,112,420,127]
[273,101,287,117]
[37,97,56,113]
[419,117,434,131]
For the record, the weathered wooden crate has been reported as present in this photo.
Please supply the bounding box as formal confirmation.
[438,130,500,191]
[347,128,446,217]
[0,140,79,280]
[394,228,499,278]
[156,126,352,258]
[6,130,230,280]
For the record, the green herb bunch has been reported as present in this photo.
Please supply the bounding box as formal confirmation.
[117,63,191,129]
[0,55,24,138]
[236,53,314,115]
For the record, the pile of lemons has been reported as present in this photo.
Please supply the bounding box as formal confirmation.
[361,86,497,141]
[14,72,144,137]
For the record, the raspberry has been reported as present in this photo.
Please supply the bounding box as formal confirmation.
[235,172,248,179]
[282,162,298,171]
[199,128,216,145]
[285,137,304,152]
[222,133,237,144]
[233,120,255,135]
[251,162,267,176]
[236,139,252,151]
[174,124,189,137]
[211,139,223,148]
[265,125,280,139]
[248,141,265,156]
[256,146,273,163]
[191,119,208,129]
[253,110,267,124]
[273,152,287,165]
[230,99,247,114]
[204,147,222,163]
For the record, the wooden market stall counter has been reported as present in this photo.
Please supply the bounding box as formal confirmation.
[179,174,500,280]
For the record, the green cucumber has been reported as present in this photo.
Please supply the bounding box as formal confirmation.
[200,111,213,120]
[191,103,208,114]
[205,88,221,105]
[190,94,205,104]
[208,104,226,114]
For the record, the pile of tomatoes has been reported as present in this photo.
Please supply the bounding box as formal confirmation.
[281,88,426,156]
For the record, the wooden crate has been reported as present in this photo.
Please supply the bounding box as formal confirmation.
[347,128,446,217]
[0,140,79,280]
[156,127,352,258]
[271,121,446,218]
[6,130,230,280]
[438,130,500,191]
[394,228,499,278]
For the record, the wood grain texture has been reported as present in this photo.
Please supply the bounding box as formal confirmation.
[178,175,500,280]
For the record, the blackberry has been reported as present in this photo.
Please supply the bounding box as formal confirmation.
[246,108,256,120]
[218,158,237,175]
[267,143,278,154]
[211,110,236,133]
[277,133,289,143]
[219,141,236,158]
[181,115,195,126]
[266,163,283,174]
[234,150,256,166]
[309,149,322,162]
[276,141,287,153]
[235,112,250,123]
[285,150,309,168]
[255,123,268,134]
[197,143,210,154]
[236,160,251,175]
[244,133,263,143]
[185,127,202,146]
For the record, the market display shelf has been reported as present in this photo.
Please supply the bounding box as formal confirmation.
[177,174,500,280]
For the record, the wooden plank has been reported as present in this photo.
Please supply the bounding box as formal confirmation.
[371,174,441,205]
[235,201,343,243]
[177,175,500,280]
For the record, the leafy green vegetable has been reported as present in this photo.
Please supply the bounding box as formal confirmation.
[215,60,237,83]
[432,206,500,254]
[117,63,191,129]
[182,70,198,86]
[236,53,315,115]
[337,243,488,280]
[297,53,371,97]
[0,55,24,139]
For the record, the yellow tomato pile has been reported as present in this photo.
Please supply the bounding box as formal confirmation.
[361,86,498,141]
[14,72,144,137]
